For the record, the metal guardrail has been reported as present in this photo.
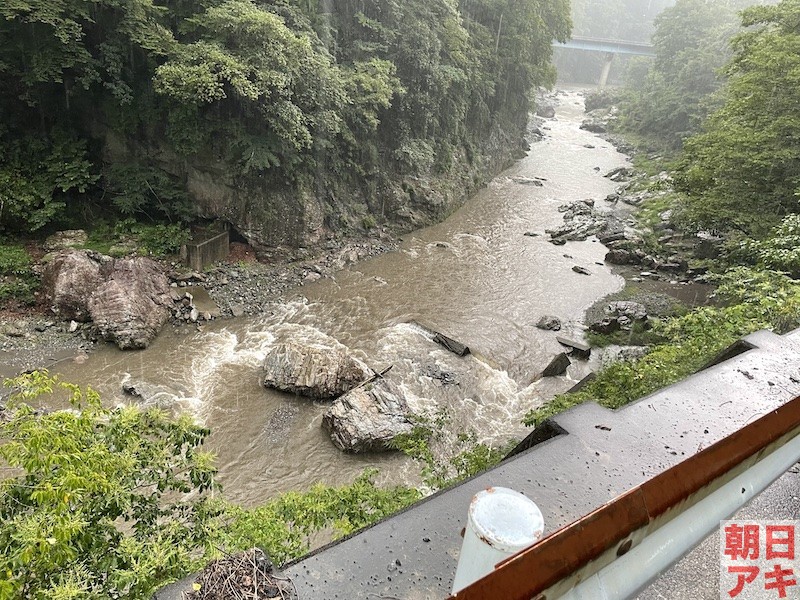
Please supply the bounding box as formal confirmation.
[449,395,800,600]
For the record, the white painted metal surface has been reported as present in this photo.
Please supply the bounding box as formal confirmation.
[451,487,544,594]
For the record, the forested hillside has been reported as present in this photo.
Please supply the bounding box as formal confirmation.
[615,0,794,236]
[620,0,768,149]
[0,0,570,247]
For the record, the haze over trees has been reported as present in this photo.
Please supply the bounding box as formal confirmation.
[620,0,772,149]
[553,0,674,84]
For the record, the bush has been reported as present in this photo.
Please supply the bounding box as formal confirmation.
[220,470,420,566]
[0,132,96,232]
[0,244,38,305]
[390,412,515,492]
[0,372,220,599]
[739,215,800,277]
[101,219,191,257]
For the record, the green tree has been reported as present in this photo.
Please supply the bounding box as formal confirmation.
[677,0,800,234]
[619,0,761,148]
[0,372,219,599]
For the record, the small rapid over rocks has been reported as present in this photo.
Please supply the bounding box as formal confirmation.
[52,90,630,505]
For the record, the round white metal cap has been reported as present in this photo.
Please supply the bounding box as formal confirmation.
[468,487,544,554]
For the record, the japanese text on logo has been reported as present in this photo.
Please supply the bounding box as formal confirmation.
[721,521,798,599]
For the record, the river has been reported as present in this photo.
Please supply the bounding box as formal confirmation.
[53,90,629,505]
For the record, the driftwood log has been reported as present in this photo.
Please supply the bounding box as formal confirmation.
[410,321,471,357]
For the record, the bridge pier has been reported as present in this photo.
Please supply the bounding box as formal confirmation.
[599,52,615,87]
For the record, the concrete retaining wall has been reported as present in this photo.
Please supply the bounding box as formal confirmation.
[181,230,229,271]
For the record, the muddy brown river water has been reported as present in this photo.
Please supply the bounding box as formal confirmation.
[54,90,630,505]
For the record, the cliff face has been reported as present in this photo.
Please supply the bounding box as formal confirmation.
[102,114,527,250]
[178,124,526,249]
[0,0,567,242]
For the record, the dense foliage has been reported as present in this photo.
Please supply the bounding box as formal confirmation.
[0,0,571,235]
[618,0,763,148]
[0,243,39,304]
[0,372,219,599]
[677,0,800,234]
[220,470,420,566]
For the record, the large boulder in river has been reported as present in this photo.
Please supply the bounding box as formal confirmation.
[43,250,172,349]
[536,315,562,331]
[546,200,609,242]
[88,259,173,349]
[262,334,372,399]
[322,378,414,453]
[42,250,106,321]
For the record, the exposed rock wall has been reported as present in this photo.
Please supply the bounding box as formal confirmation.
[104,119,526,251]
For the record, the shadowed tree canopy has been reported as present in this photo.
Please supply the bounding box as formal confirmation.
[0,0,571,234]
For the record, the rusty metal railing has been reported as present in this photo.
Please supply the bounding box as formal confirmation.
[450,395,800,600]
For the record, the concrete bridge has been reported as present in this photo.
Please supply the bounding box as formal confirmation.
[554,36,656,86]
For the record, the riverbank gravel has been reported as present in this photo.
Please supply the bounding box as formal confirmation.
[0,234,399,377]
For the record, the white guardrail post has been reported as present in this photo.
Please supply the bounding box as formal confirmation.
[451,487,544,595]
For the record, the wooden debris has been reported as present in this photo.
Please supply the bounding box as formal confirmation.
[185,548,296,600]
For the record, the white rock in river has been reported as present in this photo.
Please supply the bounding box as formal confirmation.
[262,330,372,399]
[322,378,414,453]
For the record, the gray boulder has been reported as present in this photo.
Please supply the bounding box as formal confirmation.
[322,378,414,453]
[541,353,571,378]
[600,345,651,368]
[43,229,88,252]
[263,335,372,399]
[580,118,607,133]
[535,104,556,119]
[512,176,545,186]
[42,250,106,321]
[606,301,648,323]
[605,249,633,265]
[89,259,173,349]
[536,316,562,331]
[605,167,635,182]
[547,200,609,242]
[43,250,172,349]
[580,108,615,134]
[589,318,621,334]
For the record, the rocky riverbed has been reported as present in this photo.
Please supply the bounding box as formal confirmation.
[0,234,399,379]
[0,89,714,393]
